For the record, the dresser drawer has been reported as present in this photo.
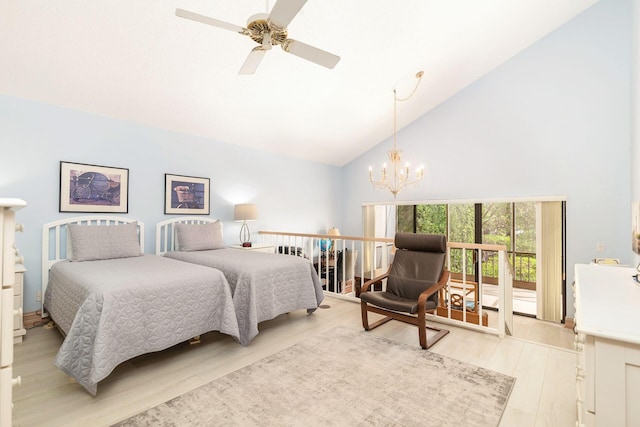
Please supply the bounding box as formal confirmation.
[13,295,20,328]
[0,366,13,427]
[13,267,25,343]
[13,269,23,297]
[1,288,14,366]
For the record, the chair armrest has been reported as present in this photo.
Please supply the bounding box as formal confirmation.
[418,269,450,309]
[360,268,390,294]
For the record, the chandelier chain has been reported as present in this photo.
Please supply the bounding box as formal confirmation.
[393,71,423,149]
[369,71,425,198]
[394,71,424,102]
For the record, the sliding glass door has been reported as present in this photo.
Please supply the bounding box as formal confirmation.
[392,199,564,320]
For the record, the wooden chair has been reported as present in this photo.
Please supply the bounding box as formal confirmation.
[436,279,488,326]
[360,233,450,349]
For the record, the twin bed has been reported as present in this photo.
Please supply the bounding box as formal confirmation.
[42,216,323,395]
[156,217,323,345]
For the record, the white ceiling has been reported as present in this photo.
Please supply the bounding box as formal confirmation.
[1,0,599,166]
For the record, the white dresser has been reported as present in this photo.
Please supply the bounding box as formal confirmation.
[0,198,26,427]
[13,262,26,343]
[574,264,640,427]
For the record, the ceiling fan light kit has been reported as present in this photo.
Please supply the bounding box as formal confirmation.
[246,13,286,45]
[175,0,340,74]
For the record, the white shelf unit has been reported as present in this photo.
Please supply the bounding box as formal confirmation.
[0,198,26,427]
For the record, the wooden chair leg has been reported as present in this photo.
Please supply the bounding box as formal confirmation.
[363,303,449,349]
[423,326,450,349]
[362,302,394,331]
[418,310,427,348]
[361,302,371,330]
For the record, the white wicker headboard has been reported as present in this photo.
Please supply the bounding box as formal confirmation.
[155,217,220,255]
[41,216,144,316]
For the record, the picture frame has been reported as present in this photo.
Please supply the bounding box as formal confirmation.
[59,161,129,213]
[164,173,210,215]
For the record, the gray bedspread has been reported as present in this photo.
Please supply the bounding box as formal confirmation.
[44,254,239,395]
[164,249,324,345]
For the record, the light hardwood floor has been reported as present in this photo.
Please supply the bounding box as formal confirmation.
[12,297,577,426]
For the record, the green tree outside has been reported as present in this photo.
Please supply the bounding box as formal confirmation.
[397,202,536,284]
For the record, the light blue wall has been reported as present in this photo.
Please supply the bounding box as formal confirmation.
[0,96,342,312]
[631,0,640,266]
[0,0,631,319]
[341,0,631,317]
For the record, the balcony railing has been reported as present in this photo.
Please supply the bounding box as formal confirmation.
[259,231,514,338]
[449,248,535,290]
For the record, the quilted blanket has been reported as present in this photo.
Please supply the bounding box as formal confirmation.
[164,249,324,345]
[44,254,239,395]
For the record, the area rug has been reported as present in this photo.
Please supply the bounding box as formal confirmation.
[114,327,515,426]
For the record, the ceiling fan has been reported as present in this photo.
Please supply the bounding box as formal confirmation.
[175,0,341,75]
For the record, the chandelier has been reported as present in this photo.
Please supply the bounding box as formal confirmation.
[369,71,425,198]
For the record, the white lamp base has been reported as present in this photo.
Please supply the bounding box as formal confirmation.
[239,221,251,246]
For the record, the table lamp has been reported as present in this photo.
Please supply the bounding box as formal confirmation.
[328,227,340,241]
[234,203,258,247]
[325,227,340,252]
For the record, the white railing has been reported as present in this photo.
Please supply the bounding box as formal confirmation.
[258,231,513,337]
[498,249,514,336]
[442,242,513,337]
[258,231,393,300]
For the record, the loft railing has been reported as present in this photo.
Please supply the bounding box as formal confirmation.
[444,242,513,337]
[258,231,513,337]
[499,249,515,336]
[258,231,394,299]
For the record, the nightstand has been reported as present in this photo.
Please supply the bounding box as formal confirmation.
[230,244,275,254]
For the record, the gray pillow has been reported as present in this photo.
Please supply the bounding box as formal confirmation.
[175,221,224,251]
[68,222,142,261]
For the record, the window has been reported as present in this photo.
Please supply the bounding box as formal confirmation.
[514,202,536,286]
[397,201,537,289]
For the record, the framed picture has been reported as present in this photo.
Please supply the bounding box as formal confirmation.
[60,161,129,213]
[165,173,210,215]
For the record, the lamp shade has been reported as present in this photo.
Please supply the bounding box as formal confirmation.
[234,203,258,222]
[327,227,341,237]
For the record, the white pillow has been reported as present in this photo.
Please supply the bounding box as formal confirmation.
[68,222,142,261]
[175,221,224,251]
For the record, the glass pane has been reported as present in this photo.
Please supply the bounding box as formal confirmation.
[449,248,476,276]
[448,204,475,277]
[515,201,537,283]
[416,204,447,234]
[514,252,536,282]
[396,205,414,233]
[515,202,536,253]
[482,202,512,248]
[481,251,500,279]
[449,203,475,243]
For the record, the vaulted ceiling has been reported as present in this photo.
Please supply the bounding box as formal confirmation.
[0,0,599,166]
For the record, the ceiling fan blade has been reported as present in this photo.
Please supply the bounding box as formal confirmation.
[281,39,340,69]
[239,47,267,75]
[175,8,246,34]
[268,0,307,29]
